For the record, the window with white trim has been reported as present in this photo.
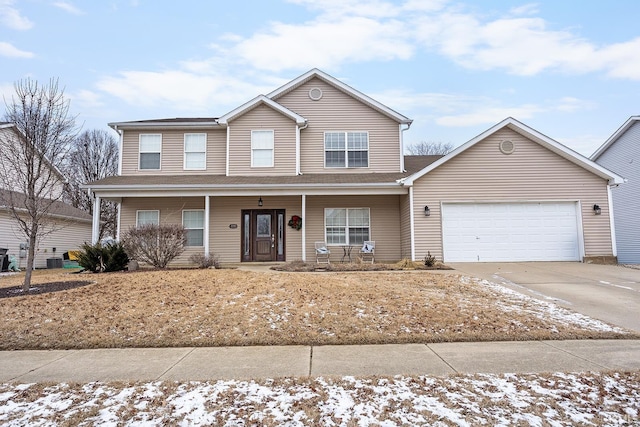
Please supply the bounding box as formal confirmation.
[183,210,205,247]
[136,210,159,226]
[325,208,370,245]
[184,133,206,170]
[139,134,161,170]
[324,132,369,168]
[251,130,274,167]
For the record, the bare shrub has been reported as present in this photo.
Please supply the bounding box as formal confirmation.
[189,253,220,269]
[121,224,186,269]
[424,251,436,267]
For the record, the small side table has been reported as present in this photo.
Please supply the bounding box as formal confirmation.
[341,245,353,263]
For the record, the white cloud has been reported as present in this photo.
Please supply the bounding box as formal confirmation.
[0,41,34,58]
[0,0,33,30]
[53,1,84,15]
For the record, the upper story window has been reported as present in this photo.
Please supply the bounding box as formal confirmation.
[184,133,206,170]
[251,130,274,168]
[183,210,205,247]
[139,134,161,170]
[324,132,369,168]
[136,210,159,226]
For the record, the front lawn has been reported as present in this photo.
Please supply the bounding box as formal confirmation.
[0,267,632,350]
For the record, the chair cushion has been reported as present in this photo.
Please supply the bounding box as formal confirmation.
[316,247,329,254]
[361,243,372,253]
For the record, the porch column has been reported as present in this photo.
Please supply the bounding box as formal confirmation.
[301,194,306,262]
[204,195,210,257]
[409,186,416,261]
[92,194,101,244]
[116,201,121,241]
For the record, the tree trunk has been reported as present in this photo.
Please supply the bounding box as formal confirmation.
[22,233,38,292]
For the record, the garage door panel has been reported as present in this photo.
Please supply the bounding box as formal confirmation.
[442,202,580,262]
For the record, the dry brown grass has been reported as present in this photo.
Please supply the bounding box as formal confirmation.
[0,267,633,350]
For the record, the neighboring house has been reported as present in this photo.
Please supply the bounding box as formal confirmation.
[84,69,623,265]
[0,123,93,269]
[591,116,640,264]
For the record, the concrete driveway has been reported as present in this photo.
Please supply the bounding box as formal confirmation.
[449,262,640,333]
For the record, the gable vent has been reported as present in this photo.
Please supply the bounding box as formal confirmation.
[499,140,515,154]
[308,87,323,101]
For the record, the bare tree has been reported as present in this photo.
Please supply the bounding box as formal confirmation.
[406,141,454,156]
[0,78,77,291]
[64,129,119,239]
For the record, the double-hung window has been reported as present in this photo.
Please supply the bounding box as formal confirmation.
[324,132,369,168]
[184,133,206,170]
[251,130,274,167]
[136,210,159,226]
[325,208,370,245]
[139,134,161,170]
[183,210,205,247]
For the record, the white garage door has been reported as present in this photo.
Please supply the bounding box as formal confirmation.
[442,202,580,262]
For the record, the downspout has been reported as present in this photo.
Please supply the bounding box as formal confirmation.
[409,186,415,261]
[114,125,123,175]
[296,121,308,175]
[225,126,230,176]
[400,122,411,172]
[607,184,618,258]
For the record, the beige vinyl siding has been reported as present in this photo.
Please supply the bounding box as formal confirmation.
[412,128,613,261]
[0,211,92,269]
[227,104,297,176]
[274,78,402,174]
[399,193,412,259]
[120,129,226,175]
[305,195,402,262]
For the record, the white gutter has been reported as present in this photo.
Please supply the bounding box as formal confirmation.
[607,185,617,257]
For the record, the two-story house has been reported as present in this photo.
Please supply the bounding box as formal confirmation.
[85,69,623,265]
[0,123,93,269]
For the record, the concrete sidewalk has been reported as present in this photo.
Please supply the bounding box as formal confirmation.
[1,340,639,383]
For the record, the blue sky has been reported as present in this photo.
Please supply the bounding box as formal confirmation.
[1,0,639,156]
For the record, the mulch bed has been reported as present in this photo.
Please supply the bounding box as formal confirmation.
[0,280,93,299]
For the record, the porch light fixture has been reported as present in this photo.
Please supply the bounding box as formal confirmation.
[593,204,601,215]
[424,206,430,216]
[258,197,263,207]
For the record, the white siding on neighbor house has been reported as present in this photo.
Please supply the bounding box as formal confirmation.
[227,104,298,176]
[412,128,613,262]
[274,78,403,174]
[120,128,226,175]
[0,211,92,269]
[595,121,640,264]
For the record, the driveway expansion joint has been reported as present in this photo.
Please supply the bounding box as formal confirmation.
[541,341,610,370]
[425,343,458,374]
[157,347,196,381]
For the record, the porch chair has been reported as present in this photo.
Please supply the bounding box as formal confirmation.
[359,241,375,264]
[315,242,331,264]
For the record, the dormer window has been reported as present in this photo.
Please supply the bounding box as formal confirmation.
[324,132,369,168]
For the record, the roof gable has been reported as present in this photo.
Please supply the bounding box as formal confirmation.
[268,68,412,125]
[591,116,640,160]
[218,95,307,126]
[403,117,624,185]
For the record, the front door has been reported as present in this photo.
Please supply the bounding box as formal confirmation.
[242,209,285,262]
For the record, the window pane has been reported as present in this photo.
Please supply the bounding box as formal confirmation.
[252,131,274,149]
[137,210,158,226]
[140,134,161,152]
[348,150,368,167]
[253,149,273,167]
[347,132,368,149]
[326,227,346,244]
[183,211,204,228]
[325,209,346,226]
[185,152,206,169]
[140,153,160,169]
[325,151,345,167]
[348,228,369,245]
[186,229,204,246]
[185,134,206,152]
[324,133,345,150]
[257,214,271,237]
[348,208,370,226]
